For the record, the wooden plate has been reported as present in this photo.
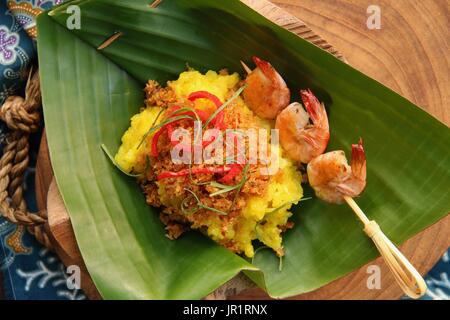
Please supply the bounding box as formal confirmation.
[35,0,450,300]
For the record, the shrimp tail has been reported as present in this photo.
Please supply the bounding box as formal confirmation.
[300,89,328,129]
[351,138,366,181]
[302,133,320,149]
[252,56,276,80]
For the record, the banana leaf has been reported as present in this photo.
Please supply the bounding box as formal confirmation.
[37,0,450,299]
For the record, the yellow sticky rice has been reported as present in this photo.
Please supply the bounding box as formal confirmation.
[115,70,303,257]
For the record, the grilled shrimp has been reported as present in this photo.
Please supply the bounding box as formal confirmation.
[307,139,366,204]
[275,90,330,164]
[242,56,290,119]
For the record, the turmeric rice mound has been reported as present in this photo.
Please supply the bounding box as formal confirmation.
[115,70,303,258]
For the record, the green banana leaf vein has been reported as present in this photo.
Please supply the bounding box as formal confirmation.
[37,0,450,299]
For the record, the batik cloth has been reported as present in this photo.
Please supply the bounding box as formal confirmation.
[0,0,85,300]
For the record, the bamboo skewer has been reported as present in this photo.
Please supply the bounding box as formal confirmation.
[149,0,163,8]
[343,196,427,299]
[97,32,123,50]
[240,60,252,75]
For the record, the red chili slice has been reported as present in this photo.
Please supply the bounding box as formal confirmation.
[188,91,225,130]
[202,135,216,148]
[188,91,222,108]
[212,111,225,130]
[151,128,165,157]
[219,163,244,184]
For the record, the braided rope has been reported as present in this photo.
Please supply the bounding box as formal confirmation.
[0,68,52,249]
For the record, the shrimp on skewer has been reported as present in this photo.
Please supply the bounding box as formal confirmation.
[242,56,291,119]
[307,139,366,204]
[275,90,330,164]
[307,140,427,298]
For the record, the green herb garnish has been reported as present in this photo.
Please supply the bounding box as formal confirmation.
[209,181,239,197]
[266,197,312,214]
[182,188,228,216]
[229,162,250,208]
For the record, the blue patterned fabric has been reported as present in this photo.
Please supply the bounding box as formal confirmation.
[1,130,85,300]
[421,251,450,300]
[6,1,64,38]
[0,0,85,300]
[0,0,33,106]
[0,0,448,300]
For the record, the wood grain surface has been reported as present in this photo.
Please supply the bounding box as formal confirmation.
[273,0,449,126]
[34,0,449,300]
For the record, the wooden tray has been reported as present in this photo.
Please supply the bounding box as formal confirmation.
[35,0,450,300]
